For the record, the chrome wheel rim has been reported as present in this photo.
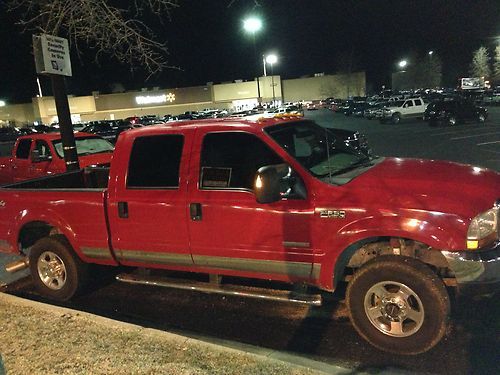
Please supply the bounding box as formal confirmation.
[449,117,456,126]
[364,281,424,337]
[478,114,485,122]
[37,251,67,290]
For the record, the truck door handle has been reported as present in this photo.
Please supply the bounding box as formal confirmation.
[190,203,202,221]
[118,202,128,219]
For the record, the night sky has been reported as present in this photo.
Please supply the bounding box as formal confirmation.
[1,0,499,103]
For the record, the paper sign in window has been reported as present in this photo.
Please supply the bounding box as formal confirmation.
[201,167,232,188]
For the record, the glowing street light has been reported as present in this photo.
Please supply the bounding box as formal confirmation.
[428,50,434,56]
[0,100,5,107]
[263,53,278,76]
[398,60,408,69]
[265,54,278,65]
[243,17,262,34]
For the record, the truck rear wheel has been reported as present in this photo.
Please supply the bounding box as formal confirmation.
[29,235,88,301]
[391,113,401,124]
[346,256,450,355]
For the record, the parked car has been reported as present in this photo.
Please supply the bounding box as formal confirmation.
[364,102,388,119]
[0,127,21,142]
[352,102,370,117]
[380,97,428,124]
[332,128,371,156]
[424,99,488,126]
[81,121,121,142]
[342,101,366,116]
[0,133,113,185]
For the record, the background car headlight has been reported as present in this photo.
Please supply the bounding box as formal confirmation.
[467,207,499,249]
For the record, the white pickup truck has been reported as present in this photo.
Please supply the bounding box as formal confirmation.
[380,97,428,124]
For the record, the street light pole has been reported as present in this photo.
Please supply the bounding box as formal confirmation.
[265,54,278,107]
[243,16,263,106]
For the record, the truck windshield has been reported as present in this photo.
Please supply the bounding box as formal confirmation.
[52,137,114,158]
[265,121,371,179]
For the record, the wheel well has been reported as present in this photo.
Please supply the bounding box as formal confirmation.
[18,221,61,253]
[335,237,453,287]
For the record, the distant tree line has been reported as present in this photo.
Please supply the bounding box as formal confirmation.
[470,46,500,84]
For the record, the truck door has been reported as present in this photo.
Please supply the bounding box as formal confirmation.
[107,131,193,268]
[188,129,315,282]
[12,138,33,182]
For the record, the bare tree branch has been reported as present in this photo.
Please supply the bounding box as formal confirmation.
[227,0,262,8]
[5,0,181,77]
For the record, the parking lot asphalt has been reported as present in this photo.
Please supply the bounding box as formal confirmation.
[306,107,500,172]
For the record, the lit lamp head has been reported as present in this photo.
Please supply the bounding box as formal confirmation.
[265,54,278,65]
[398,60,408,69]
[0,100,6,107]
[243,17,262,34]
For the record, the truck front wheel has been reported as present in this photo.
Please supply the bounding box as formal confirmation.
[346,256,450,355]
[29,235,88,301]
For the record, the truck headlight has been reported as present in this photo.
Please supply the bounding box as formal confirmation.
[466,207,499,249]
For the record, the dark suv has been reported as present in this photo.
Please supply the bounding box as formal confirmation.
[424,99,488,126]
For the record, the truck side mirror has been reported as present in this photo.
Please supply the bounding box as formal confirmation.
[254,165,282,204]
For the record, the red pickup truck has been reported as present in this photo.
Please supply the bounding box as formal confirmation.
[1,117,499,355]
[0,133,114,185]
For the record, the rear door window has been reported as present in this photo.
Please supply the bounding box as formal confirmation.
[15,139,32,159]
[127,135,184,189]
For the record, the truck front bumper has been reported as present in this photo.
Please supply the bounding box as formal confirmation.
[442,241,500,296]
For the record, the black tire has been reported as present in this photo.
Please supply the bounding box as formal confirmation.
[346,256,450,355]
[391,113,401,124]
[29,235,89,301]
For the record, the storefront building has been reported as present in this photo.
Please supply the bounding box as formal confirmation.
[0,72,365,125]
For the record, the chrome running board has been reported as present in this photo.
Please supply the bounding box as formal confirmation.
[116,273,322,306]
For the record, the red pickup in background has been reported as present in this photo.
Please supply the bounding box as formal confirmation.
[0,133,114,185]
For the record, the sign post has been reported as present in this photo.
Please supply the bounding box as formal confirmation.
[33,34,80,171]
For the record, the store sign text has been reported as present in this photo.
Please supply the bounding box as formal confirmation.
[135,93,176,105]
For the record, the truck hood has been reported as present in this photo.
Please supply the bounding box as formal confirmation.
[346,157,500,219]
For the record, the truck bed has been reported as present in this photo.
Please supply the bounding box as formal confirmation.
[0,167,111,259]
[2,166,110,190]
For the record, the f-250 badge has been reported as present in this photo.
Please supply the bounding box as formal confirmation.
[319,210,346,219]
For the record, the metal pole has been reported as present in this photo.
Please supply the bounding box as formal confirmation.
[257,77,261,105]
[263,55,267,77]
[271,64,275,107]
[51,75,80,171]
[36,77,43,97]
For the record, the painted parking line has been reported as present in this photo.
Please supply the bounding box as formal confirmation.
[477,140,500,146]
[451,132,500,140]
[429,126,500,137]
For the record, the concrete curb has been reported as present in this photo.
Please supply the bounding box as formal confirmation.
[0,292,356,375]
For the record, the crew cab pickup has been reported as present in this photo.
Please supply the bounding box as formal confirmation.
[1,117,499,355]
[0,133,114,185]
[380,97,428,124]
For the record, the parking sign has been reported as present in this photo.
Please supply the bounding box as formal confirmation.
[33,34,72,77]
